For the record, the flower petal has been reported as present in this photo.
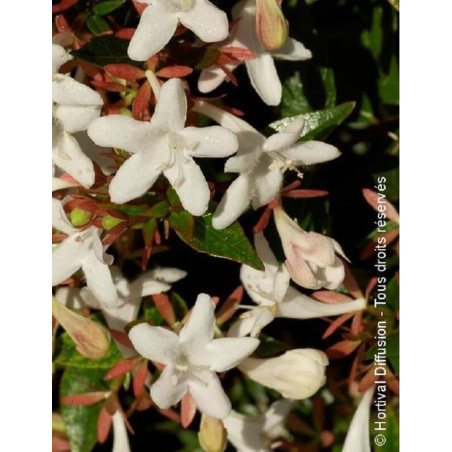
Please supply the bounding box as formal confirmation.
[245,54,281,106]
[223,411,264,452]
[52,75,103,107]
[88,115,159,154]
[188,373,231,419]
[229,308,275,338]
[128,323,179,364]
[204,337,260,371]
[198,65,231,93]
[52,236,85,285]
[112,411,131,452]
[284,254,318,289]
[163,157,210,216]
[263,118,304,152]
[180,126,238,158]
[315,256,345,290]
[270,37,312,61]
[281,141,340,166]
[52,44,72,75]
[150,364,189,408]
[179,294,215,348]
[128,3,178,61]
[55,287,88,310]
[52,198,76,235]
[212,174,254,230]
[179,0,229,43]
[151,78,187,132]
[53,104,102,134]
[263,399,295,432]
[250,159,283,209]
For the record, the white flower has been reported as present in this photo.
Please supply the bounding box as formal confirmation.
[198,0,312,106]
[111,411,131,452]
[52,42,103,188]
[88,78,238,216]
[56,265,187,357]
[229,232,366,337]
[52,198,118,307]
[223,399,294,452]
[239,349,328,399]
[273,205,348,290]
[342,387,374,452]
[128,0,229,61]
[193,101,340,229]
[128,293,260,419]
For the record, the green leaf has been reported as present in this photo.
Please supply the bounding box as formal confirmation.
[60,367,107,452]
[175,208,264,270]
[93,0,126,15]
[365,330,399,374]
[378,56,399,105]
[253,334,288,359]
[144,307,165,325]
[373,168,399,201]
[54,331,122,369]
[72,35,141,68]
[85,14,110,35]
[143,218,157,247]
[171,291,188,320]
[168,210,195,240]
[386,277,399,311]
[145,201,170,218]
[387,0,399,11]
[269,102,355,141]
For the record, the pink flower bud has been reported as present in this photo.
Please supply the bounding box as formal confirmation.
[273,205,348,290]
[52,296,111,359]
[255,0,289,51]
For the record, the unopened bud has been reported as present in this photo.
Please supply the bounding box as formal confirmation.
[198,414,227,452]
[255,0,289,50]
[69,208,91,227]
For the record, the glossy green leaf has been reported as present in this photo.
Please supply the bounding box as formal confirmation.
[85,14,110,35]
[72,35,140,68]
[175,209,264,270]
[168,210,195,240]
[270,102,355,141]
[54,331,122,369]
[93,0,126,15]
[253,334,288,359]
[142,218,157,247]
[144,307,165,325]
[60,367,107,452]
[145,201,170,218]
[386,277,399,311]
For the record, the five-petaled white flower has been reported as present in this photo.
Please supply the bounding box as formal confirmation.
[128,0,229,61]
[56,265,187,357]
[193,101,340,229]
[229,232,366,337]
[223,399,294,452]
[128,293,260,419]
[52,41,103,187]
[52,198,118,307]
[198,0,312,106]
[88,78,239,216]
[273,205,348,290]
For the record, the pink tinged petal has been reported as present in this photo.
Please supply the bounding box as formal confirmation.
[111,412,131,452]
[109,147,168,204]
[128,323,179,364]
[205,337,260,371]
[188,373,231,419]
[52,198,76,235]
[52,177,79,191]
[342,387,374,452]
[52,75,103,108]
[127,3,178,61]
[331,238,350,262]
[212,174,254,230]
[179,294,215,348]
[179,0,229,43]
[315,256,346,290]
[150,364,189,408]
[292,232,336,267]
[285,254,319,289]
[263,118,304,152]
[52,236,85,285]
[52,131,95,188]
[87,115,159,154]
[81,253,118,307]
[151,78,187,131]
[277,286,366,319]
[53,104,102,134]
[251,160,283,209]
[180,126,238,158]
[163,157,210,216]
[281,141,340,166]
[270,37,312,61]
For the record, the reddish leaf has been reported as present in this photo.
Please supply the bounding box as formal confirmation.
[350,311,363,336]
[343,263,363,299]
[156,65,193,78]
[133,82,151,120]
[158,408,181,423]
[135,392,153,411]
[102,221,129,246]
[61,391,107,406]
[133,361,149,397]
[110,329,134,349]
[52,436,71,452]
[104,357,142,380]
[52,0,78,14]
[180,392,197,428]
[253,206,272,234]
[146,55,159,71]
[221,46,256,61]
[326,340,361,359]
[58,173,80,185]
[91,80,129,92]
[132,0,147,14]
[217,60,238,86]
[358,366,376,392]
[217,286,243,324]
[97,406,112,444]
[284,189,329,199]
[55,15,70,33]
[386,367,399,394]
[105,64,146,81]
[362,188,399,223]
[322,313,354,339]
[115,28,136,40]
[312,291,354,304]
[360,229,399,260]
[152,294,176,325]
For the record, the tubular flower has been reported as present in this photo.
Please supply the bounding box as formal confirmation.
[239,349,328,399]
[273,205,348,290]
[128,0,229,61]
[88,78,238,216]
[128,294,260,419]
[52,42,103,188]
[229,232,366,337]
[193,101,340,229]
[198,0,311,106]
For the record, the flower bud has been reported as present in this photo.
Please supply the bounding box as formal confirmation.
[239,349,328,399]
[52,296,111,359]
[273,205,347,290]
[198,414,227,452]
[255,0,289,51]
